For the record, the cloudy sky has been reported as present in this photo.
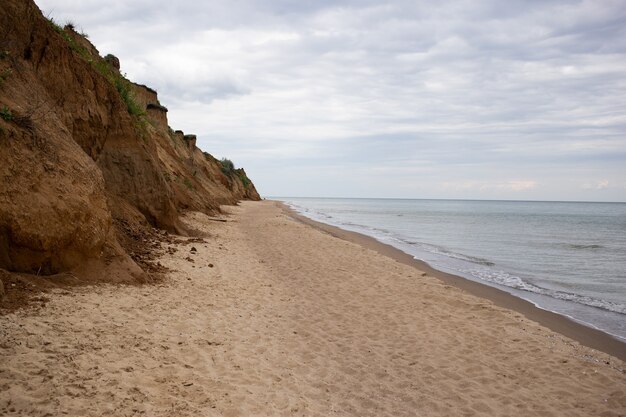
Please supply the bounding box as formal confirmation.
[37,0,626,201]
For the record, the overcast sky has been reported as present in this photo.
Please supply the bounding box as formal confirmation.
[37,0,626,201]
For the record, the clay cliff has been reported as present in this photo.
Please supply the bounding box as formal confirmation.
[0,0,260,299]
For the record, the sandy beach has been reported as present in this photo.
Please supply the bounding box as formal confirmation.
[1,200,624,416]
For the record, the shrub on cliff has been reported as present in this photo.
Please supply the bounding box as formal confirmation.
[220,158,235,176]
[104,53,120,70]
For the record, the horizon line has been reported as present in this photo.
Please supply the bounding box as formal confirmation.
[268,196,626,204]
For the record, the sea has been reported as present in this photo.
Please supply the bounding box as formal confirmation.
[277,197,626,341]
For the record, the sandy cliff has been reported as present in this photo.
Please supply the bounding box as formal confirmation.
[0,0,260,299]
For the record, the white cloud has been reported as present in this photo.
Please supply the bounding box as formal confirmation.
[582,179,610,190]
[496,181,537,192]
[597,179,610,189]
[442,180,536,192]
[35,0,626,201]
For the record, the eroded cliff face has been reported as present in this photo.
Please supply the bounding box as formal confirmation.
[0,0,260,296]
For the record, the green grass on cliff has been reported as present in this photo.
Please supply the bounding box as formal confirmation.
[237,170,251,189]
[47,18,144,118]
[92,59,145,117]
[0,106,12,122]
[112,76,145,116]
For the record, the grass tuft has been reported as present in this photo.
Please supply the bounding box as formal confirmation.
[0,106,13,121]
[113,77,144,116]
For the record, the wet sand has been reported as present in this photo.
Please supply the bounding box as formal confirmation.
[1,200,624,416]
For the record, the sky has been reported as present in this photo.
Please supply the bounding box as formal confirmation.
[36,0,626,201]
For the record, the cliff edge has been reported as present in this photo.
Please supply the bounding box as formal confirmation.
[0,0,260,302]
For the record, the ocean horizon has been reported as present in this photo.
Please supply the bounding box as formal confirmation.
[276,196,626,204]
[277,197,626,341]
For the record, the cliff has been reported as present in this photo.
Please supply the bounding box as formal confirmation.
[0,0,260,299]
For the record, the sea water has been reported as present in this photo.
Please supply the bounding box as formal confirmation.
[278,198,626,341]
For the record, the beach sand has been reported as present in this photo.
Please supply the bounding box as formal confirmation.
[1,200,624,416]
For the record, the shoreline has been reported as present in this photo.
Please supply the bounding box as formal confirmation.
[278,201,626,361]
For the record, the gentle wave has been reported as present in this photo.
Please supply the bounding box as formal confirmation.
[287,203,333,220]
[338,221,497,267]
[319,216,499,268]
[562,243,605,250]
[463,267,626,314]
[386,237,496,266]
[414,242,495,267]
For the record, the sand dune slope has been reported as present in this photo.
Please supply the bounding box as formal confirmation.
[1,201,624,416]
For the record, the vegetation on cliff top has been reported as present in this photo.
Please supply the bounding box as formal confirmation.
[47,18,144,118]
[219,158,251,189]
[220,158,235,176]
